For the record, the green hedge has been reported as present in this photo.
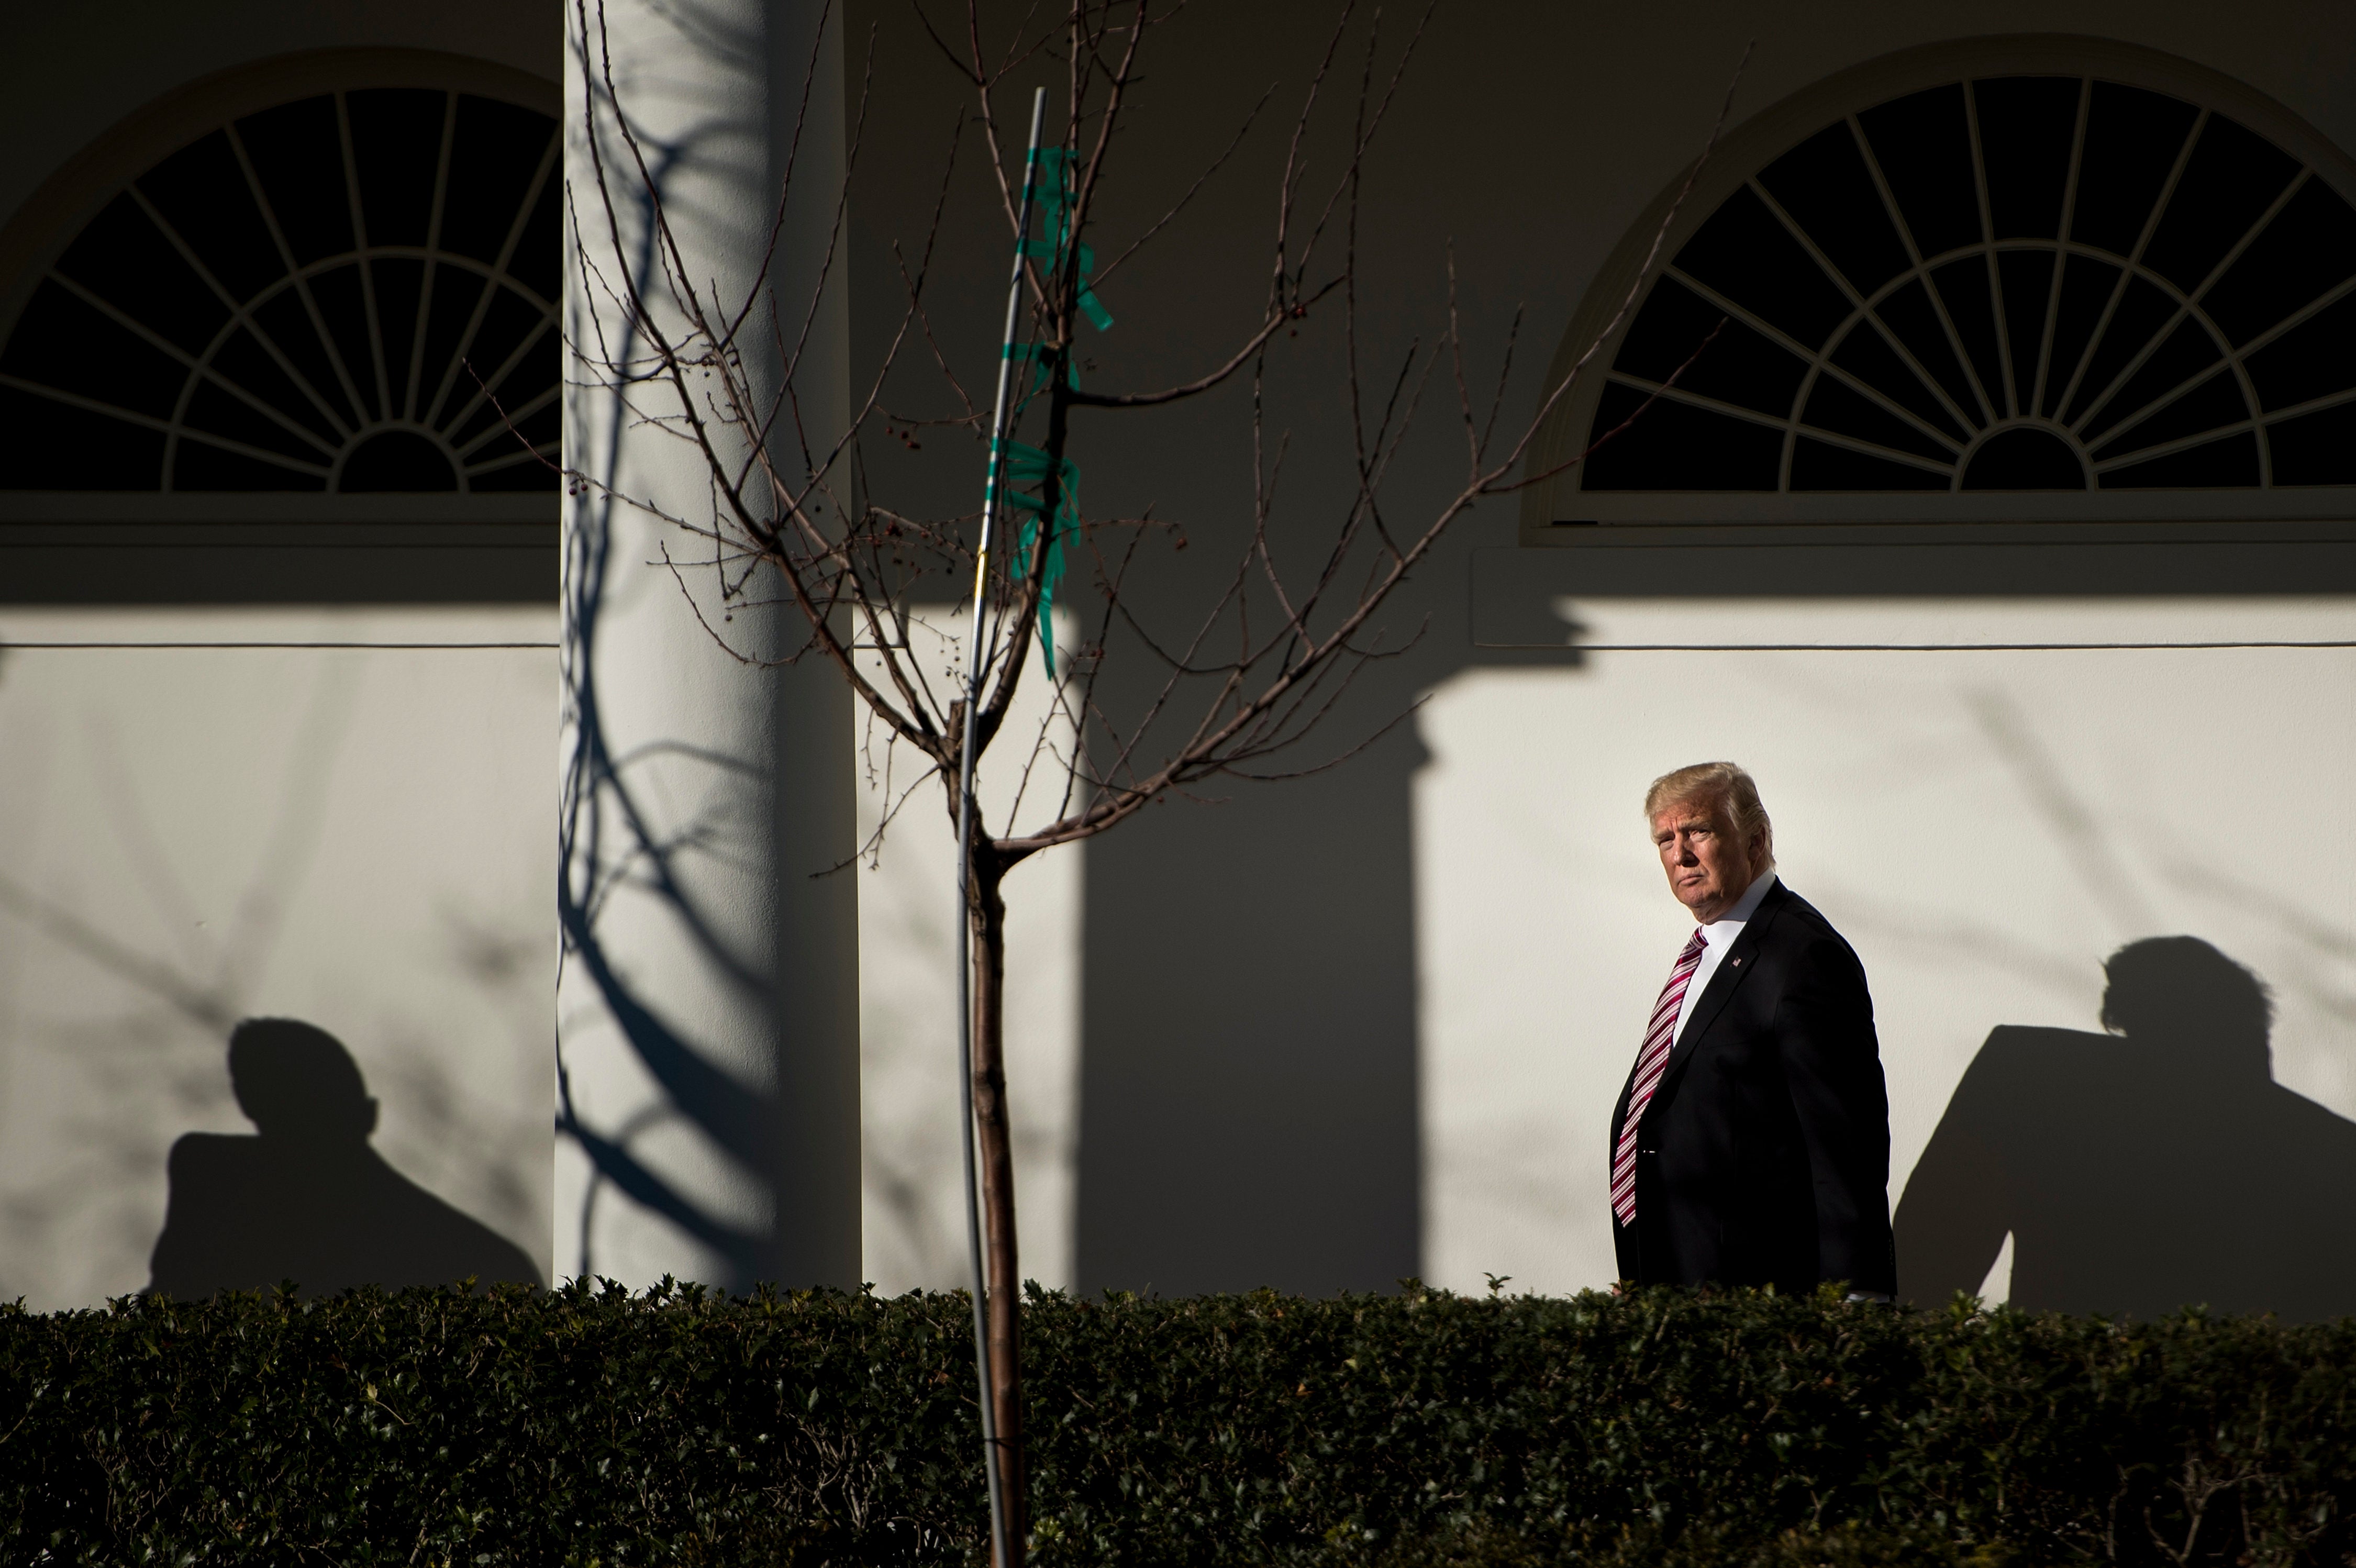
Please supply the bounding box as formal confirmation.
[2,1281,2351,1565]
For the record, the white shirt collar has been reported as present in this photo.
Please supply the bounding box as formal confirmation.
[1698,868,1777,947]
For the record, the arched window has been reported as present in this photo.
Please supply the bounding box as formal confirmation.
[0,87,557,493]
[1546,45,2356,517]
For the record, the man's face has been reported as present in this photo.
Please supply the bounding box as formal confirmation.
[1650,796,1761,924]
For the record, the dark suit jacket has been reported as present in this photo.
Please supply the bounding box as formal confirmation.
[1610,880,1895,1294]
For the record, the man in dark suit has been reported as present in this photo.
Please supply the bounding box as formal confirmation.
[1609,762,1895,1296]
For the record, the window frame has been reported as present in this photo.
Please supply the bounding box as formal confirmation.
[0,49,558,600]
[0,51,559,510]
[1520,35,2356,541]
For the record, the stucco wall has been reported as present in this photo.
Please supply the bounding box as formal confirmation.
[7,0,2356,1311]
[1418,601,2356,1303]
[0,609,556,1310]
[0,0,563,1310]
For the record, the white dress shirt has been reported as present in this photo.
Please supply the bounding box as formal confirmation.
[1671,869,1777,1044]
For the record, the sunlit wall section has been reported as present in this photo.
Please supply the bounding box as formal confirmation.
[0,607,555,1310]
[855,609,1083,1296]
[1417,597,2356,1305]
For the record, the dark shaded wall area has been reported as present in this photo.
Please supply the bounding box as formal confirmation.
[1076,732,1427,1294]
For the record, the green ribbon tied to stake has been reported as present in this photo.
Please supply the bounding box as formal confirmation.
[1020,148,1115,332]
[1002,340,1076,394]
[992,436,1081,677]
[992,144,1113,677]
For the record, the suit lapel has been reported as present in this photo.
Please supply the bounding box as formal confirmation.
[1653,880,1791,1091]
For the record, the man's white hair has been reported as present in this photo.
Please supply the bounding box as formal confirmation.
[1643,761,1775,866]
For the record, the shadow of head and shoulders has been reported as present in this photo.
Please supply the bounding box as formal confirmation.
[1966,937,2346,1133]
[149,1018,541,1300]
[1901,937,2356,1319]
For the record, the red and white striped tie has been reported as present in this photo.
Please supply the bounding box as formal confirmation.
[1612,928,1707,1227]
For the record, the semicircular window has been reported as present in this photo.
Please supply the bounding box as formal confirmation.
[1584,75,2356,492]
[0,88,559,492]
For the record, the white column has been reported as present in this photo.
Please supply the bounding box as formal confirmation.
[557,0,858,1291]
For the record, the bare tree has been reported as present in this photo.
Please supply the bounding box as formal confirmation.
[566,1,1738,1560]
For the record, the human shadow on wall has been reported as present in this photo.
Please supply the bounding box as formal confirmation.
[1896,937,2356,1321]
[147,1018,541,1299]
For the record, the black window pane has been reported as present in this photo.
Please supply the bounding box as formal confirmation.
[416,268,492,422]
[372,257,426,417]
[348,88,447,248]
[1930,258,2006,415]
[1828,316,1970,440]
[507,166,563,304]
[138,131,285,304]
[2071,82,2197,255]
[250,287,362,431]
[1996,250,2055,413]
[1582,380,1783,490]
[308,264,382,422]
[1614,274,1805,417]
[2082,316,2222,441]
[341,428,457,491]
[53,194,228,357]
[208,327,343,446]
[446,285,546,425]
[181,377,333,465]
[1,277,188,419]
[2100,430,2260,487]
[173,436,326,491]
[2090,368,2250,461]
[1873,279,1983,423]
[1961,426,2087,489]
[443,97,554,264]
[2042,255,2122,416]
[1676,185,1852,350]
[1860,84,1981,259]
[237,97,352,266]
[1976,77,2081,240]
[1587,72,2337,497]
[1758,123,1909,295]
[1801,372,1954,462]
[4,85,558,494]
[454,324,557,448]
[2266,401,2356,484]
[2142,114,2300,293]
[2062,274,2176,426]
[469,458,560,492]
[1792,436,1949,490]
[0,385,165,488]
[467,402,560,490]
[2203,177,2356,347]
[2245,291,2356,412]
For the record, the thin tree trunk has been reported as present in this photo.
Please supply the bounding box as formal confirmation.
[970,854,1024,1566]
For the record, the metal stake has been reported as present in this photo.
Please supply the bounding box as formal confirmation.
[958,84,1047,1568]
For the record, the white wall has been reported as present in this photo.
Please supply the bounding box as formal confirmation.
[12,0,2356,1310]
[1418,597,2356,1298]
[856,610,1083,1295]
[0,608,556,1310]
